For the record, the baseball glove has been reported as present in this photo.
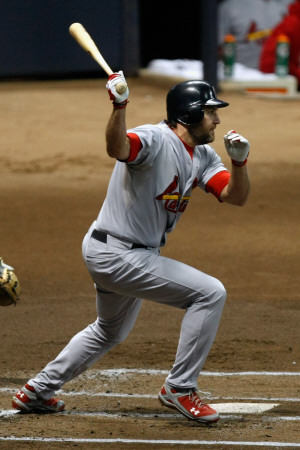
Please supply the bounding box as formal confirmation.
[0,257,20,306]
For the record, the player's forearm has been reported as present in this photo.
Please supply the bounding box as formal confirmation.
[105,108,130,160]
[220,164,250,206]
[222,130,250,205]
[105,70,130,160]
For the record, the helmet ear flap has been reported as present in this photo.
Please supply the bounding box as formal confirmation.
[177,104,204,126]
[187,104,204,123]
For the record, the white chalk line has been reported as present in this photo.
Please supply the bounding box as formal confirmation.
[1,408,299,422]
[59,391,300,403]
[1,369,298,384]
[0,409,236,419]
[82,368,300,377]
[0,437,299,447]
[1,387,299,403]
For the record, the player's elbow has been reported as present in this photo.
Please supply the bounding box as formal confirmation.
[223,189,250,206]
[222,181,250,206]
[106,145,118,159]
[106,138,130,160]
[235,198,247,207]
[232,190,250,206]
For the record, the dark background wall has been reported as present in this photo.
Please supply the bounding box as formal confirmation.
[0,0,140,79]
[0,0,223,81]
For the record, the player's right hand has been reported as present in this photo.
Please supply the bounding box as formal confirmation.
[106,71,129,108]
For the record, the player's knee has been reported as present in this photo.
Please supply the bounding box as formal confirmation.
[210,278,227,305]
[111,330,131,345]
[192,277,226,309]
[92,320,130,345]
[216,280,227,304]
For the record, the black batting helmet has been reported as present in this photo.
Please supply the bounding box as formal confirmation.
[166,80,229,126]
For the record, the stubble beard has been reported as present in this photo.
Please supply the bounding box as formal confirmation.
[188,125,215,146]
[188,120,215,145]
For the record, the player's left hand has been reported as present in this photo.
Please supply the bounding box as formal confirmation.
[224,130,250,165]
[106,71,129,108]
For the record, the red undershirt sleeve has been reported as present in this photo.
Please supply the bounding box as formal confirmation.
[126,133,142,162]
[205,170,231,201]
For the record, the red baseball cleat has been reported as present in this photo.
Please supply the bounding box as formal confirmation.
[158,383,219,423]
[12,383,65,413]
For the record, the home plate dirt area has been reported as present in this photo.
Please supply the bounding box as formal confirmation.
[0,78,299,448]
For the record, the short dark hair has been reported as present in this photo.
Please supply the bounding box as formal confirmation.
[164,119,178,128]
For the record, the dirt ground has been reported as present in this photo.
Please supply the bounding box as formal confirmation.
[0,77,299,449]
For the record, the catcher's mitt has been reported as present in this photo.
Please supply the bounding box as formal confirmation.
[0,257,20,306]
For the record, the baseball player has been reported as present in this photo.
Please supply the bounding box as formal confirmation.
[12,72,250,423]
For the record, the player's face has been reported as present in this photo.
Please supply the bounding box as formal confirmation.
[188,107,220,145]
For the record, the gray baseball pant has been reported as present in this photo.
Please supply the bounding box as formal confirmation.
[30,223,226,400]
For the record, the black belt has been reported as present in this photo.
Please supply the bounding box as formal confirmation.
[91,229,148,249]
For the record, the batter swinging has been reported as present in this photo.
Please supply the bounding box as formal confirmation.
[12,73,250,423]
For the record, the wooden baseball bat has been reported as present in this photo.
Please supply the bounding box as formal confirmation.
[69,23,127,94]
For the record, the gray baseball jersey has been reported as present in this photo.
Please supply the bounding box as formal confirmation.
[96,121,227,247]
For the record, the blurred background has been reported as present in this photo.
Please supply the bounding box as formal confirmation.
[0,0,222,84]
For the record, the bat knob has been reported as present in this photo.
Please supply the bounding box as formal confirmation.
[116,82,127,95]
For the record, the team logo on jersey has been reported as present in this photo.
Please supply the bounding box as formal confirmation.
[156,176,197,213]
